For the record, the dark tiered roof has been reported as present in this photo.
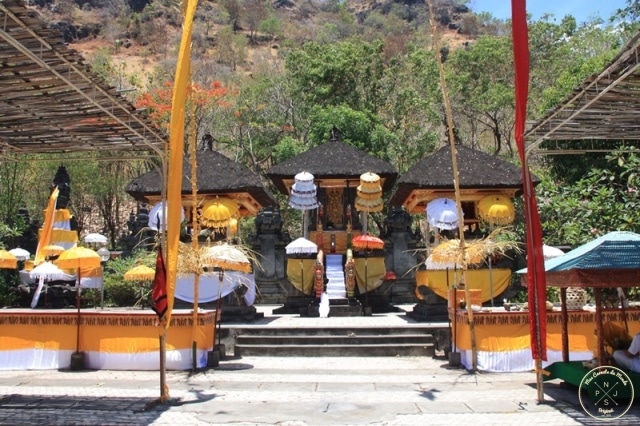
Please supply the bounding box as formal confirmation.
[266,139,398,194]
[125,148,276,208]
[389,145,534,205]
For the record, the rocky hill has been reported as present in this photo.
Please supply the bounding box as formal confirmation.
[27,0,476,83]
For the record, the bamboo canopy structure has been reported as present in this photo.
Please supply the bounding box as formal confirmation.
[525,30,640,150]
[0,0,164,156]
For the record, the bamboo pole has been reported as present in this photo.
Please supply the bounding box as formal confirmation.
[426,0,477,371]
[188,91,201,371]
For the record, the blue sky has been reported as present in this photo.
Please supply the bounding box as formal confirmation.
[469,1,629,24]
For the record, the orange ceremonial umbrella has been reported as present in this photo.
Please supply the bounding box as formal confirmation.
[352,234,385,251]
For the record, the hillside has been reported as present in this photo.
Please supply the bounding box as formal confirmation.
[30,0,476,84]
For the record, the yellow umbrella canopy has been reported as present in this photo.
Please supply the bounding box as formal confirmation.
[477,195,515,225]
[200,198,239,229]
[40,244,66,258]
[56,246,102,270]
[124,265,156,281]
[203,243,251,273]
[0,249,18,269]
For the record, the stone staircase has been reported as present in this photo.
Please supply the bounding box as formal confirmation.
[228,326,437,357]
[305,253,365,317]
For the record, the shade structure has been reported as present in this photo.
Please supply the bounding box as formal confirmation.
[0,249,18,269]
[83,233,108,245]
[203,243,252,273]
[148,201,186,231]
[200,198,239,229]
[477,195,515,225]
[9,247,30,261]
[285,237,318,255]
[124,265,156,281]
[352,234,385,250]
[289,171,318,210]
[426,198,459,230]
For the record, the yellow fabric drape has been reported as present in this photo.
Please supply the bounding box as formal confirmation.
[286,258,317,295]
[166,0,199,329]
[34,187,59,265]
[419,268,511,303]
[353,257,385,294]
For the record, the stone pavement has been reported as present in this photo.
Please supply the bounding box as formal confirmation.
[1,306,639,425]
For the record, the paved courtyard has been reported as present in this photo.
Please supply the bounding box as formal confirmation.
[2,355,640,425]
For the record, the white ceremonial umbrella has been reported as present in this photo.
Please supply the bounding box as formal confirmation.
[83,233,108,245]
[9,247,30,261]
[426,198,459,230]
[285,237,318,255]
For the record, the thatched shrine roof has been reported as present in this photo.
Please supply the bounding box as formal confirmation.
[525,30,640,151]
[389,145,533,214]
[0,0,164,155]
[266,139,398,194]
[125,148,276,216]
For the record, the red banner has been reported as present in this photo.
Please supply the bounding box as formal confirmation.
[511,0,547,361]
[151,248,168,321]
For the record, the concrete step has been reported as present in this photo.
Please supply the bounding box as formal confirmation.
[236,334,431,345]
[230,326,436,357]
[235,343,434,357]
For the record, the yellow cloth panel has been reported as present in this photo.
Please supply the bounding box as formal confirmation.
[353,257,385,294]
[286,258,317,295]
[52,209,72,222]
[455,321,590,352]
[0,311,215,353]
[453,311,640,353]
[425,268,511,302]
[1,324,73,351]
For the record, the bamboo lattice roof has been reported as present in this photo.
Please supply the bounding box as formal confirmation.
[525,30,640,152]
[0,0,165,156]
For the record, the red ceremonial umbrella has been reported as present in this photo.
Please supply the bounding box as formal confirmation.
[352,234,384,251]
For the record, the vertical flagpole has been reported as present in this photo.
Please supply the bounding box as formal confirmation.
[426,0,476,371]
[163,0,199,401]
[511,0,548,403]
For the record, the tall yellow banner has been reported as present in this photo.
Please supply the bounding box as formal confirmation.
[34,187,60,265]
[166,0,199,328]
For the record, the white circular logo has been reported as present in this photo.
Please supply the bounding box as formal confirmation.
[579,366,634,420]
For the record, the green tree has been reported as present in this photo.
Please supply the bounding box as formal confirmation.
[446,35,515,154]
[537,148,640,246]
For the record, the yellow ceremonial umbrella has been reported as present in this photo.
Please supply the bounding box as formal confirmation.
[55,246,101,361]
[41,244,66,258]
[202,243,252,345]
[477,195,515,226]
[124,265,156,281]
[200,198,238,229]
[124,265,156,308]
[203,243,251,273]
[0,249,18,269]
